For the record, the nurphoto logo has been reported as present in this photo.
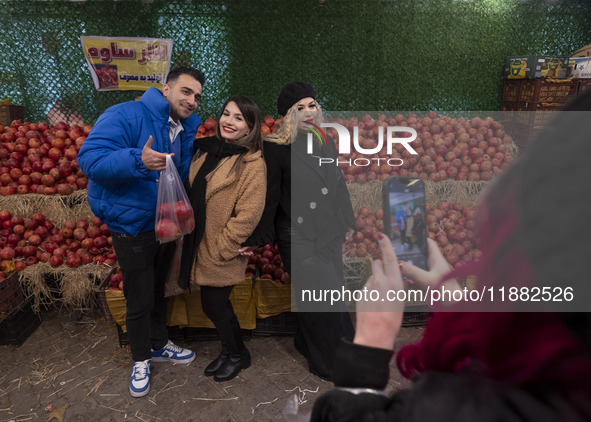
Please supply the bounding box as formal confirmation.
[306,122,418,167]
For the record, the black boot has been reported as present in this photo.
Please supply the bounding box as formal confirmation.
[213,315,251,382]
[203,343,230,377]
[214,349,251,382]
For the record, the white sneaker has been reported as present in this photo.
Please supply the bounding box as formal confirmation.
[151,340,195,364]
[129,359,150,398]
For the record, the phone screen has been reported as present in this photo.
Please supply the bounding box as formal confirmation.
[383,177,428,270]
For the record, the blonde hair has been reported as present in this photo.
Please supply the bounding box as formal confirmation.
[264,102,324,145]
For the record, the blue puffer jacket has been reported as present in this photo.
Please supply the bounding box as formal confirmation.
[77,88,201,236]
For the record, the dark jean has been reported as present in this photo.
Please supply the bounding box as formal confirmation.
[111,230,175,362]
[200,285,235,322]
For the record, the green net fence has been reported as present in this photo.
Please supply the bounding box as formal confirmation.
[0,0,589,124]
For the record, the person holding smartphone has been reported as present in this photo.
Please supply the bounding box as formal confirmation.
[245,82,356,380]
[311,94,591,421]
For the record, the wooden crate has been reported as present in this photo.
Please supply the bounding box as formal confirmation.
[253,312,298,337]
[513,103,562,129]
[94,267,118,322]
[519,79,578,104]
[578,79,591,95]
[502,80,522,103]
[0,105,24,126]
[500,101,517,112]
[0,299,42,346]
[0,272,24,323]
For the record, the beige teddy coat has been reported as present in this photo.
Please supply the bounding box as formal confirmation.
[187,149,266,287]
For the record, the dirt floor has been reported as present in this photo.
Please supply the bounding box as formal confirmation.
[0,308,423,422]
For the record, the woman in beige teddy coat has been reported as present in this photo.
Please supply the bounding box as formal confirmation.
[177,95,266,382]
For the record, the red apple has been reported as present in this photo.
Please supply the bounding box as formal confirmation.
[155,219,179,242]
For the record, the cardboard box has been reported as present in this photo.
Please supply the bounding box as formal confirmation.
[505,56,569,79]
[572,42,591,58]
[253,278,292,319]
[568,57,591,78]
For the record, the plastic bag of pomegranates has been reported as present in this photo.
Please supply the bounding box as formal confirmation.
[155,154,195,243]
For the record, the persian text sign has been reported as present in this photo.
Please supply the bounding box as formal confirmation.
[80,36,173,91]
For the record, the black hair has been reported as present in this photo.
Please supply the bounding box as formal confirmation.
[215,95,262,153]
[166,67,205,86]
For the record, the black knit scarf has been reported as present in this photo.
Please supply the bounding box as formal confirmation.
[177,136,248,289]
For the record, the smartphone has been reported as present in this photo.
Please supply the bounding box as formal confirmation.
[382,177,428,270]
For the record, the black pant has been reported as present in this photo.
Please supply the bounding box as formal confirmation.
[200,285,235,322]
[111,230,175,362]
[201,285,246,354]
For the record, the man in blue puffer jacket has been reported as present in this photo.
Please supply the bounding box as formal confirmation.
[78,67,204,398]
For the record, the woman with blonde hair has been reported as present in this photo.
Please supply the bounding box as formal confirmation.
[246,82,356,380]
[310,92,591,422]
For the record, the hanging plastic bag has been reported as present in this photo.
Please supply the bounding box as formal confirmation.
[163,237,200,297]
[155,154,195,243]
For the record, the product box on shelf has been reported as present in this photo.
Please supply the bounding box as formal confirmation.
[568,57,591,78]
[505,56,569,79]
[572,42,591,59]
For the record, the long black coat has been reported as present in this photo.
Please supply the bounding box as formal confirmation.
[246,134,355,257]
[246,134,356,377]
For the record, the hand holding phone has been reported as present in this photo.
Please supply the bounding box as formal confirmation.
[400,238,452,290]
[400,238,463,305]
[382,177,429,271]
[354,235,404,350]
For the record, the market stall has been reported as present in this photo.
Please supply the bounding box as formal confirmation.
[1,33,591,345]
